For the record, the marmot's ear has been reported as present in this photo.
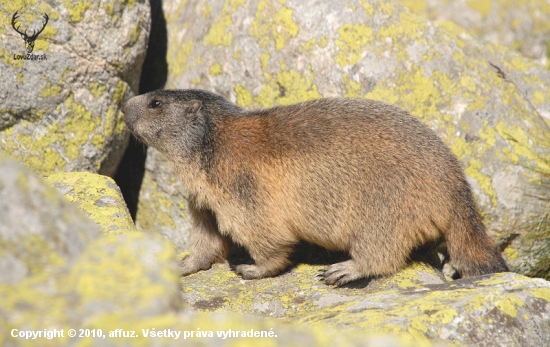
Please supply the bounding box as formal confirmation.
[187,100,202,113]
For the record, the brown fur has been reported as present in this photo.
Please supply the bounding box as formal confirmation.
[122,89,509,286]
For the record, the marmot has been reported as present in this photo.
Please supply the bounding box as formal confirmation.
[122,89,509,286]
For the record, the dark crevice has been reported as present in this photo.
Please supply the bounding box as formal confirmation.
[114,0,167,220]
[138,0,168,93]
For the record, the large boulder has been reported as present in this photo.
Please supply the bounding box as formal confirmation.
[0,0,150,176]
[0,156,100,285]
[0,231,184,347]
[137,0,550,278]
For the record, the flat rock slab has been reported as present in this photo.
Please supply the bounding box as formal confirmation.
[180,261,550,346]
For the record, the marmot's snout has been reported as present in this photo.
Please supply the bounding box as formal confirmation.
[121,96,143,131]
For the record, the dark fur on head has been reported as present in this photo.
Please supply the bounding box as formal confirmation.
[122,89,242,172]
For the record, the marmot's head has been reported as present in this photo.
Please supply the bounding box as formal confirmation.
[122,89,241,159]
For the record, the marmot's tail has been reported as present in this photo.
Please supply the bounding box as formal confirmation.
[446,198,509,277]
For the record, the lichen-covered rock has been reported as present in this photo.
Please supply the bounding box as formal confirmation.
[180,260,446,317]
[301,273,550,346]
[0,155,100,284]
[393,0,550,65]
[0,232,183,346]
[179,259,550,346]
[0,230,407,347]
[45,172,135,235]
[0,0,150,176]
[139,0,550,277]
[66,232,181,317]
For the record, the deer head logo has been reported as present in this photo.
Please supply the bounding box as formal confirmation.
[11,10,49,54]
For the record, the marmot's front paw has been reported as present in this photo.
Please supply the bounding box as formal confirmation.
[320,260,364,286]
[179,255,213,276]
[235,264,263,280]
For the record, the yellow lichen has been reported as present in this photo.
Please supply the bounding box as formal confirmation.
[204,0,246,47]
[503,246,519,261]
[45,172,135,235]
[209,62,223,77]
[250,0,299,50]
[271,5,299,49]
[233,49,242,60]
[496,121,550,173]
[235,84,254,108]
[254,61,322,107]
[495,295,525,318]
[376,11,426,45]
[334,24,373,67]
[464,158,498,207]
[260,52,271,70]
[136,177,177,230]
[358,0,375,16]
[200,3,213,19]
[103,2,114,16]
[531,287,550,301]
[89,81,107,99]
[342,73,363,98]
[128,21,142,46]
[169,40,193,77]
[466,0,492,18]
[38,83,61,98]
[396,0,427,15]
[63,0,92,22]
[204,15,233,46]
[112,80,128,105]
[0,88,111,174]
[477,121,496,148]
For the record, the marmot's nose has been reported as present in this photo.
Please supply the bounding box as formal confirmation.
[121,96,140,128]
[121,100,130,115]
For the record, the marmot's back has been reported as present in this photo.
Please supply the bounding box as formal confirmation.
[219,99,465,253]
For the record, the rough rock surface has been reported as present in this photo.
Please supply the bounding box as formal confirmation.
[0,232,183,347]
[0,155,99,285]
[137,0,550,277]
[45,172,135,235]
[393,0,550,65]
[180,260,550,347]
[135,148,191,254]
[1,153,549,346]
[0,0,150,176]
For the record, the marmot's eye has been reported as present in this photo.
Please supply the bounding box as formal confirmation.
[149,100,162,108]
